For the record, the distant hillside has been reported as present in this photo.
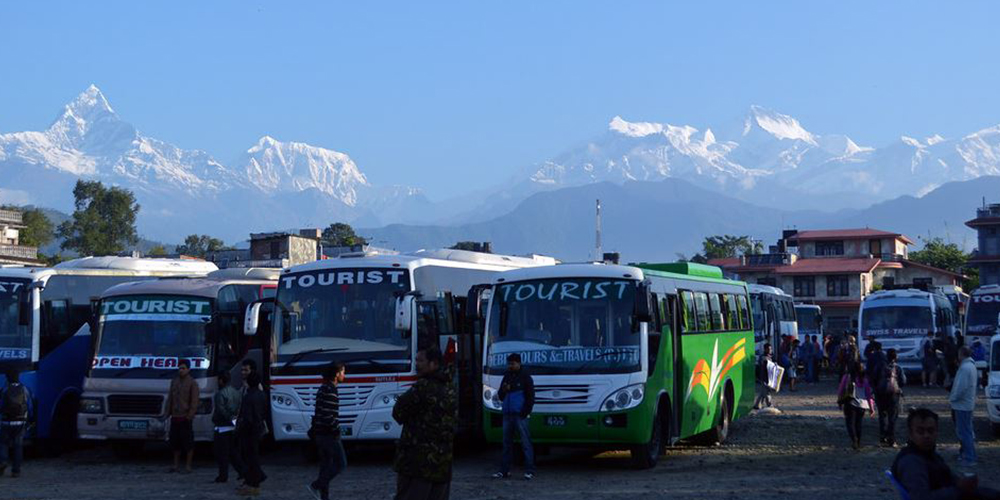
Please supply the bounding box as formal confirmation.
[363,176,997,260]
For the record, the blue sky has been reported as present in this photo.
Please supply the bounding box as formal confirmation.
[2,1,1000,199]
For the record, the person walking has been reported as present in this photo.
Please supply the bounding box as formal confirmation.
[837,360,875,450]
[943,336,959,388]
[492,353,536,480]
[307,362,347,500]
[753,343,774,410]
[0,369,32,478]
[165,359,199,473]
[865,341,886,388]
[950,346,978,467]
[787,339,800,392]
[392,347,457,500]
[212,371,243,483]
[236,372,267,497]
[921,341,940,387]
[875,349,906,447]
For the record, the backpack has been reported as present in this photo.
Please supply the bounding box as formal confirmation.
[878,363,901,395]
[2,384,28,421]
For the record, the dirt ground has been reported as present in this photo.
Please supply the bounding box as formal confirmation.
[2,378,997,500]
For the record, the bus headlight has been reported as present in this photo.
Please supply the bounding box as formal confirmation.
[197,398,213,414]
[601,384,644,412]
[373,392,402,409]
[483,386,502,410]
[79,397,104,414]
[271,393,296,409]
[988,385,1000,399]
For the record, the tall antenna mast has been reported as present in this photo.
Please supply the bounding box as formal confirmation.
[595,199,603,261]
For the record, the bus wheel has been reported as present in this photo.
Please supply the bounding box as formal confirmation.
[709,392,731,445]
[630,409,664,469]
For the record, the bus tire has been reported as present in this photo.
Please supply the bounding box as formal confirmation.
[709,389,732,445]
[630,406,666,469]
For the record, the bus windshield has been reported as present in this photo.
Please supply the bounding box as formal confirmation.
[485,278,640,375]
[275,268,411,361]
[862,306,933,337]
[966,292,1000,336]
[94,295,213,372]
[796,307,820,333]
[0,278,31,361]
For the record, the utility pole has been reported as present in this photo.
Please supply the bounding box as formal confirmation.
[595,199,602,261]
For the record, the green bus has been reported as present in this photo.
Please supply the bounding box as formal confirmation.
[480,262,754,468]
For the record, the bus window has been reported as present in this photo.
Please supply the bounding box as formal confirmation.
[708,294,724,331]
[737,295,750,331]
[680,291,695,333]
[693,292,710,332]
[725,294,739,331]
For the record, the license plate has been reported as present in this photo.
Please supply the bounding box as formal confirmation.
[118,420,149,431]
[340,426,352,436]
[545,416,567,427]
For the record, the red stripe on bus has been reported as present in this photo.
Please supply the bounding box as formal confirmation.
[271,375,418,385]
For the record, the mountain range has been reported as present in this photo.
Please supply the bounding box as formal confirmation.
[2,85,999,257]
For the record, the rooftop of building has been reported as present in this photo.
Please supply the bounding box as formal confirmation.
[787,228,913,244]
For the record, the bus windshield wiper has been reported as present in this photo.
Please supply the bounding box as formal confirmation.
[282,347,349,370]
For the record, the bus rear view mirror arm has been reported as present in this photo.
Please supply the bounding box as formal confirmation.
[633,282,654,330]
[395,294,416,335]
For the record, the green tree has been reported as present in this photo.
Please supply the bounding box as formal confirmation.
[909,237,967,274]
[176,234,227,257]
[19,208,54,248]
[321,222,366,247]
[57,180,140,256]
[0,205,53,248]
[147,245,168,257]
[701,235,763,260]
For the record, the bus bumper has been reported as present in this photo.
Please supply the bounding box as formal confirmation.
[482,408,651,446]
[78,413,214,442]
[271,405,402,441]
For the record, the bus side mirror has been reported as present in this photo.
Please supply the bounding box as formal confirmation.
[244,302,262,336]
[996,312,1000,329]
[633,283,654,326]
[395,295,415,334]
[466,285,492,321]
[17,290,30,326]
[816,314,823,327]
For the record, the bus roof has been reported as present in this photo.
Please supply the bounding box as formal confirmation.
[100,275,277,300]
[494,263,645,284]
[795,303,821,310]
[54,256,218,273]
[748,284,790,296]
[286,249,556,275]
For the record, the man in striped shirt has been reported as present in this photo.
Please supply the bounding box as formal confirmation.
[308,362,347,500]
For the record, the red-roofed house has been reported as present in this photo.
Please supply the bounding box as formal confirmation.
[711,228,963,336]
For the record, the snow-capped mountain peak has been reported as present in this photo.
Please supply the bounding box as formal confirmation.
[608,116,665,137]
[46,84,136,154]
[241,136,369,205]
[743,105,817,145]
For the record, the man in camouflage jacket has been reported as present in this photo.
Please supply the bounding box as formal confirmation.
[392,347,457,500]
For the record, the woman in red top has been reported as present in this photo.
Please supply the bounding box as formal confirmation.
[837,360,875,450]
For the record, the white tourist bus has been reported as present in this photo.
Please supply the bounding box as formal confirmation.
[748,284,798,354]
[248,249,555,441]
[0,257,216,449]
[965,285,1000,372]
[859,288,959,374]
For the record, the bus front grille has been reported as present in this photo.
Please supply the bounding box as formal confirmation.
[107,395,164,415]
[293,384,376,409]
[535,384,592,405]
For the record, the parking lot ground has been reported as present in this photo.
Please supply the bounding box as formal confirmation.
[2,378,997,500]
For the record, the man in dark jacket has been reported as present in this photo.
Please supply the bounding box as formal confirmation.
[211,371,243,483]
[875,349,906,447]
[753,343,774,410]
[891,408,1000,500]
[392,347,457,500]
[236,372,267,497]
[492,353,536,480]
[0,368,32,478]
[308,362,347,500]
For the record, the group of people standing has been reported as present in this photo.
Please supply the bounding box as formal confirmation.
[836,341,905,449]
[165,358,267,495]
